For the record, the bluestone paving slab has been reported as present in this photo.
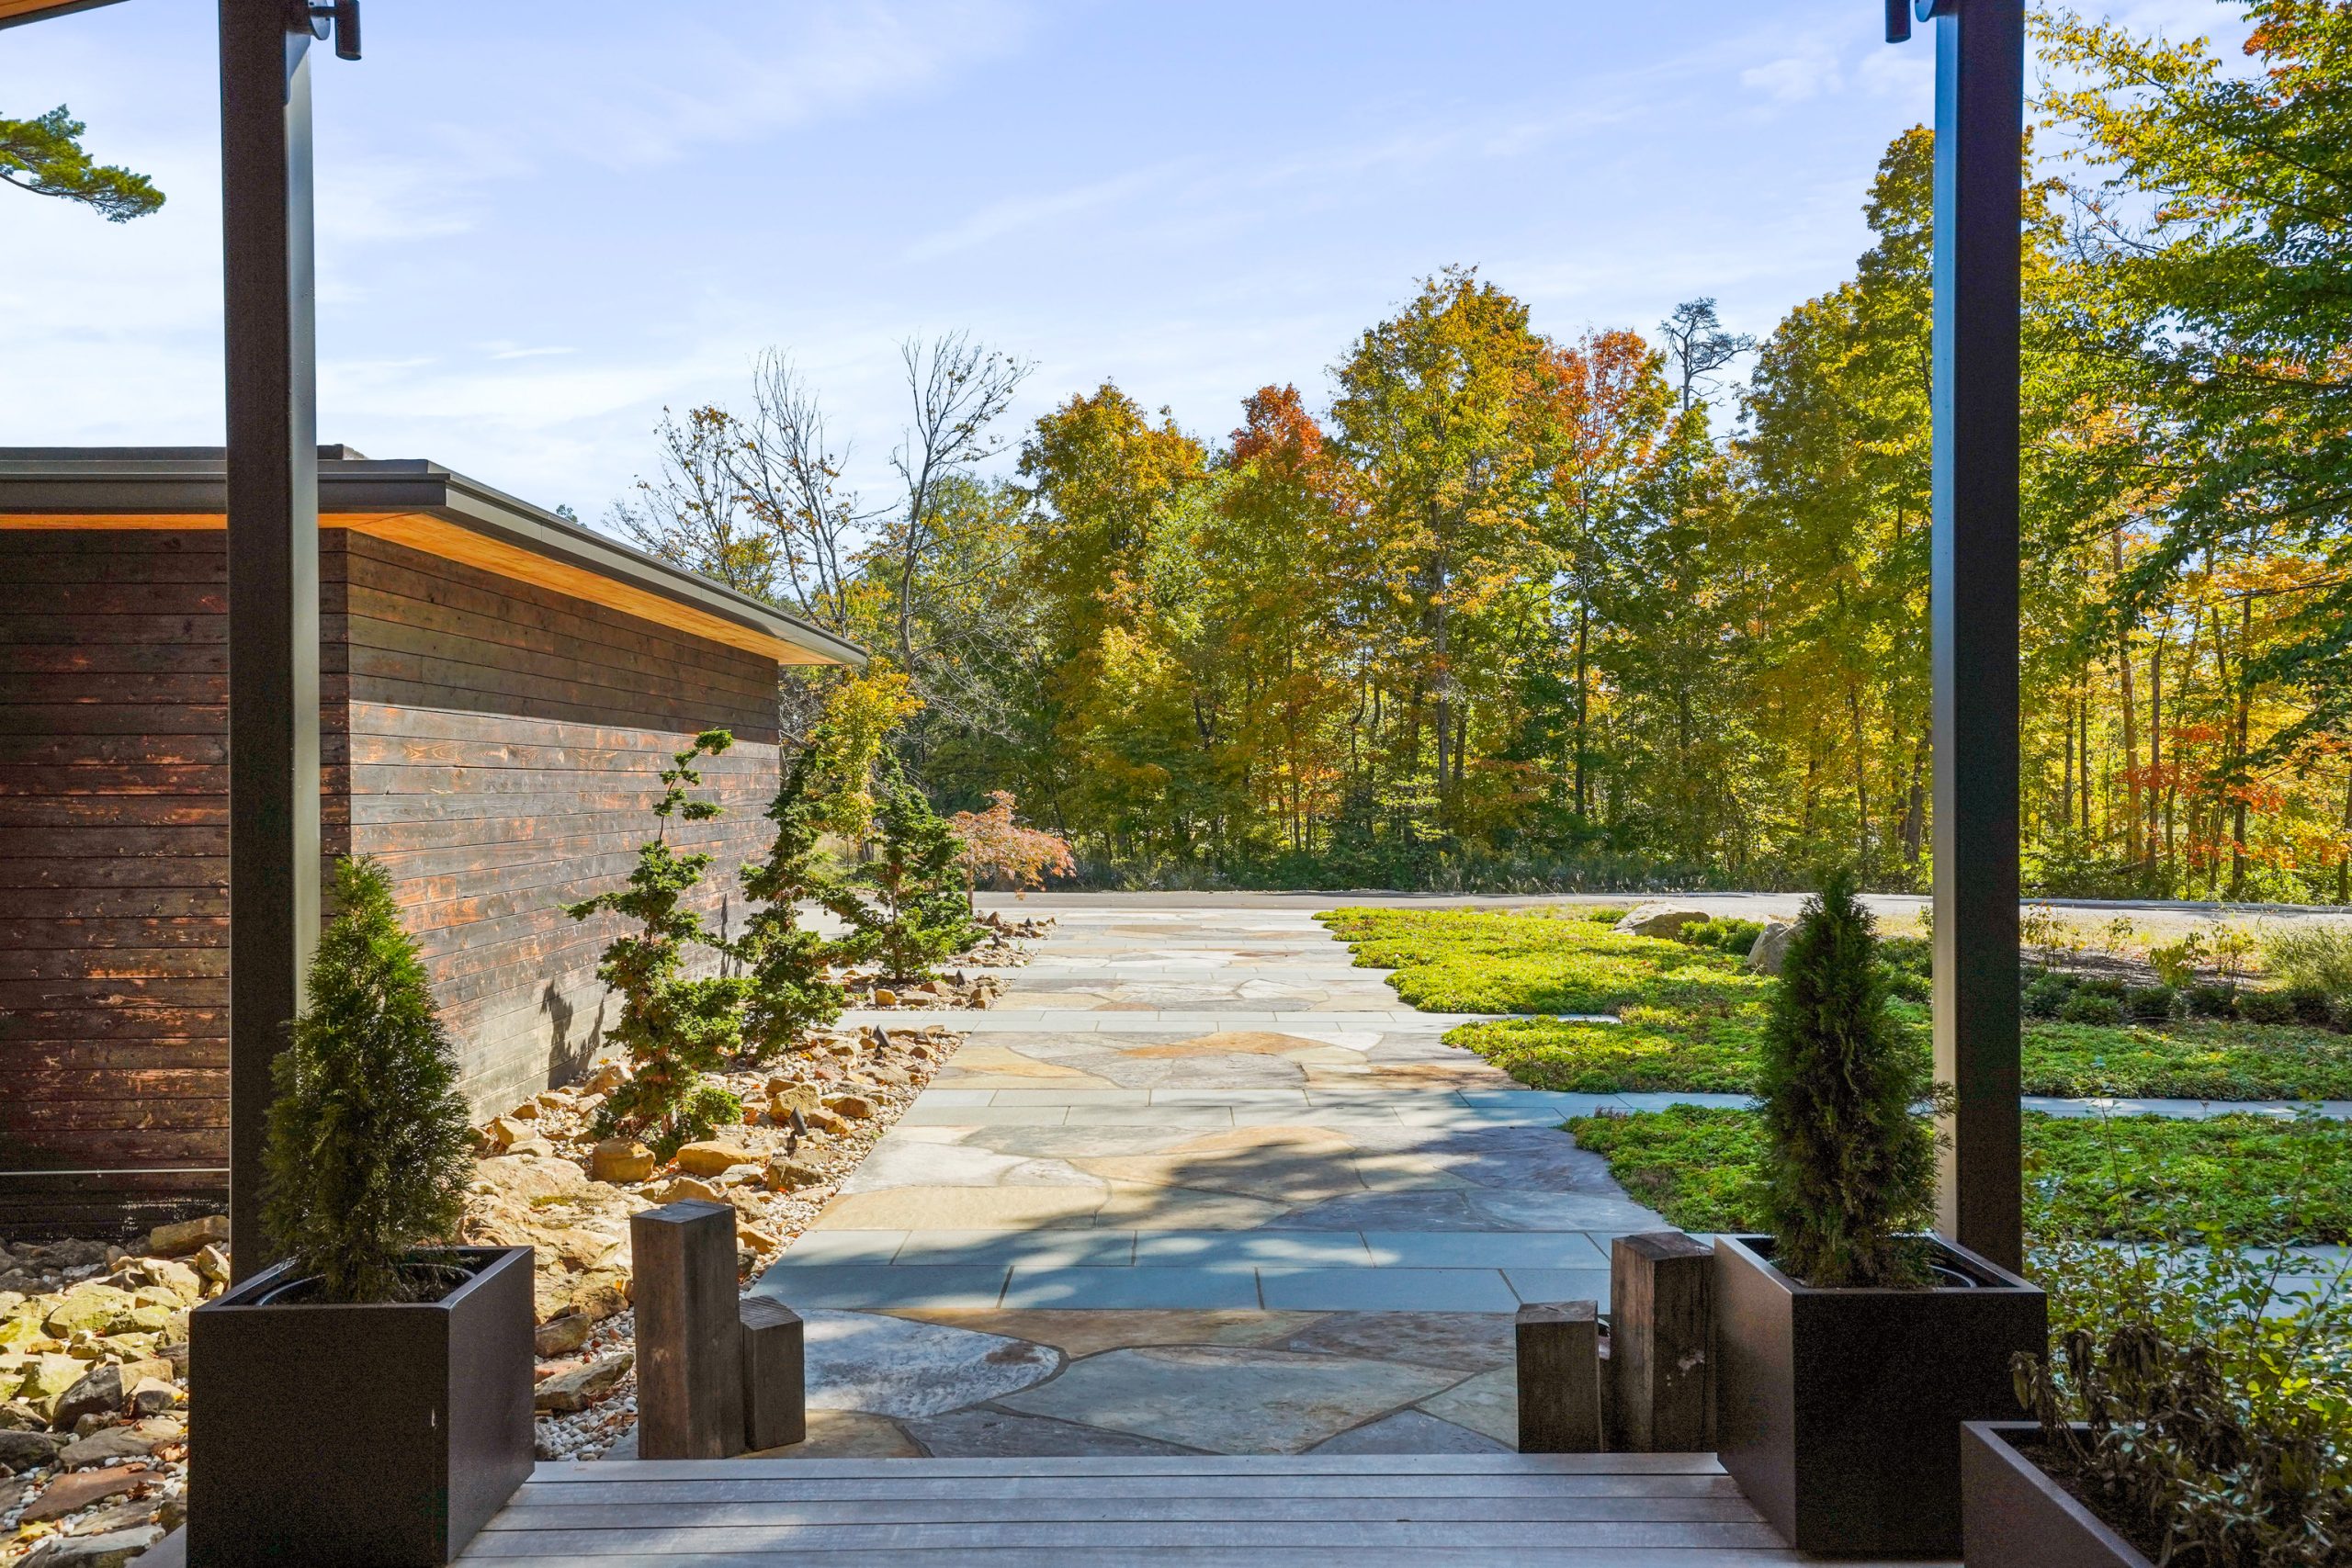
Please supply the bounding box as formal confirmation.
[1503,1268,1616,1305]
[1308,1408,1511,1455]
[892,1230,1139,1268]
[1000,1266,1261,1311]
[759,1265,1011,1310]
[1360,1231,1610,1269]
[1130,1231,1378,1269]
[797,1309,1057,1416]
[1258,1268,1521,1314]
[900,1406,1205,1459]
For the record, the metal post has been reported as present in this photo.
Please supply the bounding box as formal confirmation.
[1919,0,2026,1271]
[220,5,322,1281]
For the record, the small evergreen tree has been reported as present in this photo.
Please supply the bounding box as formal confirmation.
[837,761,984,982]
[568,729,749,1156]
[1758,868,1939,1287]
[262,857,475,1303]
[737,745,854,1062]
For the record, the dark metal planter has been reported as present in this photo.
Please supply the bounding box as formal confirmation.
[187,1246,535,1567]
[1962,1422,2153,1568]
[1713,1233,2045,1559]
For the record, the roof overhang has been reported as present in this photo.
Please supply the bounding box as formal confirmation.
[0,448,865,669]
[0,0,127,28]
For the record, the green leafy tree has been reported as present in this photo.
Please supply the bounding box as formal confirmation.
[262,858,475,1303]
[1,107,164,221]
[1757,869,1939,1286]
[737,746,854,1061]
[568,729,749,1156]
[838,760,984,981]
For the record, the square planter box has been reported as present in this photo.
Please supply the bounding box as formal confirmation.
[187,1245,535,1567]
[1714,1233,2045,1559]
[1962,1421,2153,1568]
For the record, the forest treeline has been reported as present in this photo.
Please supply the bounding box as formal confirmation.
[612,6,2352,901]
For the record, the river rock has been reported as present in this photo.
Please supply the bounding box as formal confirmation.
[563,1269,631,1325]
[763,1158,824,1192]
[534,1313,593,1358]
[1611,903,1712,940]
[1746,919,1797,976]
[20,1461,145,1522]
[588,1138,655,1184]
[533,1350,632,1414]
[0,1427,63,1469]
[19,1525,163,1568]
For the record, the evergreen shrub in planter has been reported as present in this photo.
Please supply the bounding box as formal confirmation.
[190,859,533,1567]
[1714,871,2045,1558]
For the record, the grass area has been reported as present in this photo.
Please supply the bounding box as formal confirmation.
[1321,905,2352,1100]
[1568,1106,2352,1245]
[1317,906,1761,1014]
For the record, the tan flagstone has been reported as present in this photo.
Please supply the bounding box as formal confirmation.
[752,1407,921,1459]
[941,1046,1095,1080]
[1416,1365,1518,1446]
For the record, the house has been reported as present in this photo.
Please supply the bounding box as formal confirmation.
[0,447,862,1235]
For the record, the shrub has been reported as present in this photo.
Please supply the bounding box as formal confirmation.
[2079,975,2128,1000]
[2259,922,2352,1000]
[2285,985,2335,1030]
[2022,971,2075,1019]
[2059,989,2124,1027]
[951,790,1077,903]
[568,729,752,1158]
[262,857,476,1303]
[737,745,854,1064]
[2185,983,2239,1020]
[2122,984,2175,1024]
[2149,932,2208,989]
[1756,869,1938,1288]
[1679,917,1765,956]
[837,761,986,982]
[2239,988,2297,1027]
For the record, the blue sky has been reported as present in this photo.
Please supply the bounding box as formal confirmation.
[4,0,2247,525]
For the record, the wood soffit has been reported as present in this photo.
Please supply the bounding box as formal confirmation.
[0,451,864,670]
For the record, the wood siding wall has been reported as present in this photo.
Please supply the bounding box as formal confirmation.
[0,528,781,1236]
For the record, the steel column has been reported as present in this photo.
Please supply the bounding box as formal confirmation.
[1925,0,2026,1272]
[220,6,321,1281]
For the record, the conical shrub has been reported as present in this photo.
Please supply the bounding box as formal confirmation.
[1758,869,1938,1287]
[262,856,476,1303]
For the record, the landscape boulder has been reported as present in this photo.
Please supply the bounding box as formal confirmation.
[1746,919,1797,976]
[588,1138,656,1184]
[19,1525,162,1568]
[673,1141,758,1179]
[143,1215,228,1259]
[0,1427,63,1470]
[1611,904,1713,941]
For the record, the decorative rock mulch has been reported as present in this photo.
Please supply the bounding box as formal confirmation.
[0,1223,220,1566]
[0,1018,978,1563]
[464,1017,971,1461]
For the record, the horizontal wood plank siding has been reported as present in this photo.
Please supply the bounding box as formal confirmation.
[0,527,784,1236]
[0,532,228,1235]
[334,531,779,1126]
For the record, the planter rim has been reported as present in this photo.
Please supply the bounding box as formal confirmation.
[1966,1420,2156,1568]
[1720,1231,2041,1295]
[197,1244,533,1314]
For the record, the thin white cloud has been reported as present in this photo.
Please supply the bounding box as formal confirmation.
[1743,51,1845,103]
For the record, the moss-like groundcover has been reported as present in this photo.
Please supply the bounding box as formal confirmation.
[1568,1105,2352,1246]
[1317,906,2352,1101]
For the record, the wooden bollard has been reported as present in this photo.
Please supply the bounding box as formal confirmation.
[1610,1231,1716,1452]
[1516,1300,1603,1453]
[740,1296,806,1451]
[630,1200,744,1459]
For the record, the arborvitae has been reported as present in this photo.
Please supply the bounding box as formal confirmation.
[737,745,854,1061]
[838,759,983,982]
[568,729,750,1156]
[262,856,476,1303]
[1757,868,1938,1287]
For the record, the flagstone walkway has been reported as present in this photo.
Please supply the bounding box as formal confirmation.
[744,905,1671,1459]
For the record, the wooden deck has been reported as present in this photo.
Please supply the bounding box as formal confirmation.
[451,1452,1953,1564]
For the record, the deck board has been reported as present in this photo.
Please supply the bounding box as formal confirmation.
[455,1454,1958,1565]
